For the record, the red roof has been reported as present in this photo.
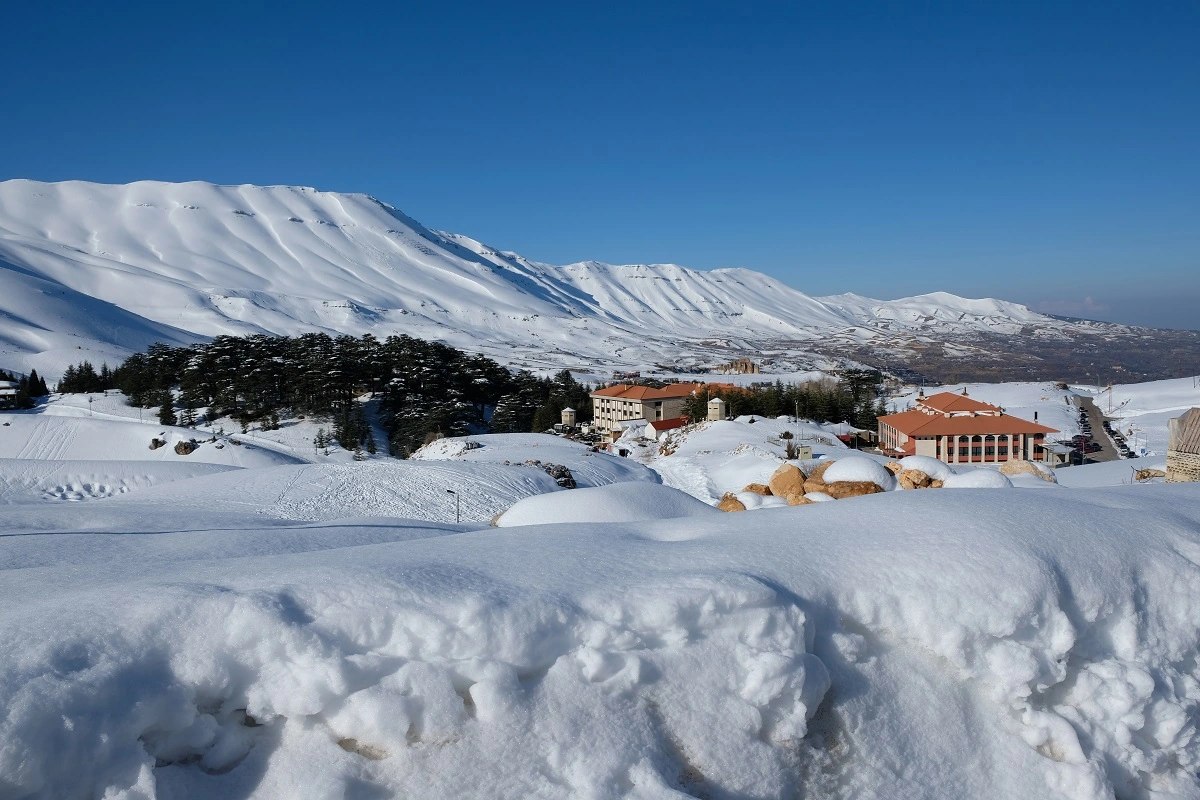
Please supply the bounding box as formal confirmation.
[918,391,1002,414]
[647,417,686,432]
[591,382,705,400]
[879,407,1057,437]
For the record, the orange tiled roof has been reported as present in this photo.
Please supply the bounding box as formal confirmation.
[648,417,687,431]
[917,391,1002,414]
[879,407,1058,437]
[590,382,705,400]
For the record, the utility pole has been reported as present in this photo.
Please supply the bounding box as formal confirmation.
[446,489,460,524]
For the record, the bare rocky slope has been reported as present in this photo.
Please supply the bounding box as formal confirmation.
[1,179,1192,382]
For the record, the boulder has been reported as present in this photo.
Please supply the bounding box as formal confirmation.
[808,461,833,483]
[149,438,166,450]
[786,493,813,506]
[1135,468,1167,482]
[768,463,806,498]
[823,480,885,500]
[930,479,944,489]
[174,440,198,456]
[742,483,773,496]
[999,459,1057,483]
[898,468,934,490]
[802,460,833,493]
[884,461,903,475]
[717,493,747,512]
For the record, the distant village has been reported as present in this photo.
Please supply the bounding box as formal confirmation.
[568,359,1200,479]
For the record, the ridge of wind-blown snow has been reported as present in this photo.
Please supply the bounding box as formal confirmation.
[0,179,1073,379]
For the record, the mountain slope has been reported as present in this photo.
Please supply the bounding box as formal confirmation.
[0,179,1182,381]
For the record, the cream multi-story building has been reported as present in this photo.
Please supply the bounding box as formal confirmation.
[590,383,705,439]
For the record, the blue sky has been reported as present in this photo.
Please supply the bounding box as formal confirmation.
[1,2,1196,328]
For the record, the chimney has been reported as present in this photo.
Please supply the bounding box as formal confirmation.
[1034,411,1038,422]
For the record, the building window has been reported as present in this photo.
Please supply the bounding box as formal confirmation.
[972,447,982,457]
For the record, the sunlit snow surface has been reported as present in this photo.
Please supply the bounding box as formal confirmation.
[3,387,1200,799]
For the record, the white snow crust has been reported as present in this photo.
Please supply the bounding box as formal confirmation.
[5,485,1200,798]
[495,482,718,527]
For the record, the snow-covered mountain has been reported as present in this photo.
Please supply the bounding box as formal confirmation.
[0,179,1129,379]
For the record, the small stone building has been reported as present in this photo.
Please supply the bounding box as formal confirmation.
[707,397,727,422]
[1167,408,1200,483]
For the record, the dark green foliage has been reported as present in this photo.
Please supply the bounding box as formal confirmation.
[157,390,177,426]
[77,334,593,456]
[56,361,114,394]
[680,372,885,427]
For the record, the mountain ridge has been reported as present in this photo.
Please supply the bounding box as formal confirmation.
[0,179,1189,382]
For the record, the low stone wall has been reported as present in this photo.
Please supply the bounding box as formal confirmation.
[1167,449,1200,483]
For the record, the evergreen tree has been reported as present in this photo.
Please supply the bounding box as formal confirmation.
[157,390,177,426]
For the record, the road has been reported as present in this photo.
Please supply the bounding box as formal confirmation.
[1074,396,1120,464]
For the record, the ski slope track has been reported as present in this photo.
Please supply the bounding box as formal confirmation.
[0,179,1154,380]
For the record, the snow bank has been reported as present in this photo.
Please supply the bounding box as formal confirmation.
[942,469,1014,489]
[411,433,659,488]
[7,485,1200,797]
[495,482,719,527]
[822,456,898,490]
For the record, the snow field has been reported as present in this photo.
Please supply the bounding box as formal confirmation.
[122,460,566,524]
[0,410,302,467]
[0,458,237,504]
[5,485,1200,797]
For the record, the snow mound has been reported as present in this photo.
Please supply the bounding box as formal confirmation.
[898,455,957,481]
[822,456,898,490]
[496,482,718,527]
[411,433,659,488]
[6,485,1200,797]
[942,469,1015,489]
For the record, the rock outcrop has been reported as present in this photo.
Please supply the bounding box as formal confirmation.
[822,481,885,500]
[897,469,934,490]
[717,493,747,512]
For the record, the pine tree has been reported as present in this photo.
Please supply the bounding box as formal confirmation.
[157,390,177,426]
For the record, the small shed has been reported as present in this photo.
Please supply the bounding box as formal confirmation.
[707,397,727,422]
[646,417,686,441]
[1167,407,1200,483]
[561,407,577,428]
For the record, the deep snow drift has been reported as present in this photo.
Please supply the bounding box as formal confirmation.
[4,483,1200,799]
